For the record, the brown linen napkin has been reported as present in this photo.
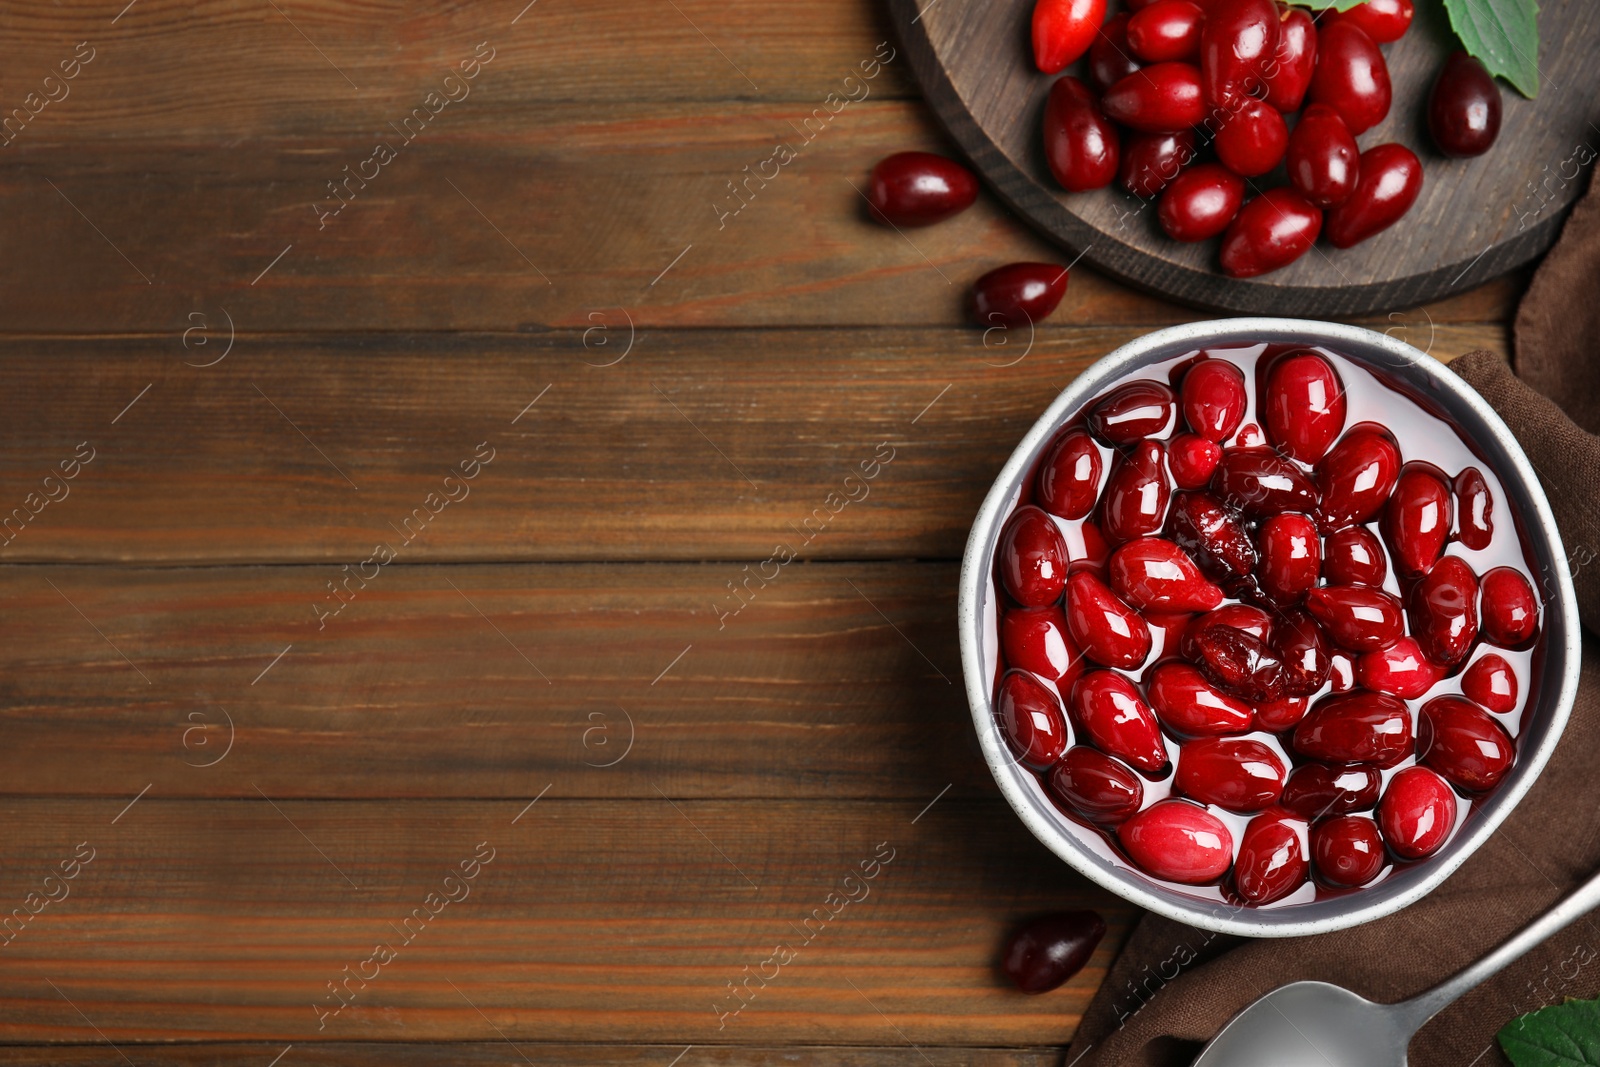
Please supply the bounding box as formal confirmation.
[1065,180,1600,1067]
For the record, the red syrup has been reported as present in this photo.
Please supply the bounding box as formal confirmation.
[987,343,1545,909]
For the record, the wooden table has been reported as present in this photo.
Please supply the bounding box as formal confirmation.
[0,2,1517,1063]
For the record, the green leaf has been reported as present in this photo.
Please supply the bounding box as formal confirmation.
[1499,993,1600,1067]
[1443,0,1540,98]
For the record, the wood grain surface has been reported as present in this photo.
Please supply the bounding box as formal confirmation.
[0,0,1537,1061]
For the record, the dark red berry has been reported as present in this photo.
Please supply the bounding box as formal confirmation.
[1167,492,1259,582]
[1292,690,1412,765]
[1214,97,1289,177]
[1102,62,1207,133]
[1308,21,1391,135]
[1254,694,1309,733]
[1282,764,1381,819]
[1159,163,1246,242]
[1323,526,1387,586]
[1262,6,1317,112]
[971,263,1069,329]
[1453,467,1494,551]
[1101,440,1172,543]
[1175,736,1286,813]
[1002,605,1084,687]
[1429,50,1501,158]
[1219,189,1323,278]
[1071,669,1169,773]
[1119,129,1197,199]
[1256,513,1321,606]
[1305,584,1405,652]
[1326,143,1423,249]
[1065,569,1153,669]
[1461,653,1517,713]
[1001,910,1107,994]
[1313,815,1385,888]
[1264,351,1346,464]
[1033,0,1109,74]
[1188,623,1286,703]
[1044,76,1121,192]
[1270,609,1332,696]
[1037,429,1104,521]
[1109,536,1224,612]
[867,152,979,227]
[1213,447,1320,517]
[1317,428,1400,529]
[1089,13,1142,91]
[1382,462,1454,579]
[1354,636,1438,699]
[997,670,1070,769]
[1118,800,1234,884]
[1146,661,1255,736]
[1419,694,1514,792]
[1379,766,1457,860]
[1408,555,1480,667]
[1168,433,1222,489]
[1234,808,1309,904]
[1087,380,1179,444]
[1049,747,1145,823]
[1286,104,1360,209]
[1180,357,1248,442]
[1328,0,1413,43]
[1199,0,1280,107]
[999,505,1070,606]
[1480,566,1538,648]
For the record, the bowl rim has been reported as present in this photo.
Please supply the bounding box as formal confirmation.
[957,317,1582,938]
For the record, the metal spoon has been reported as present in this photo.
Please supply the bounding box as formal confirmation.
[1191,865,1600,1066]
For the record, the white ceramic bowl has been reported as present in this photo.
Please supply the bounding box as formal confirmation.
[958,318,1581,937]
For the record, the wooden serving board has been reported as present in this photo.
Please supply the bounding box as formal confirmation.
[886,0,1599,315]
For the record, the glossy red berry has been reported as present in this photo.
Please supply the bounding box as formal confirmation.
[1255,694,1310,733]
[1109,536,1225,612]
[1328,650,1355,693]
[1049,747,1145,823]
[1087,380,1179,444]
[1326,144,1423,249]
[1312,815,1386,888]
[1071,669,1169,773]
[1212,447,1320,517]
[1118,800,1234,884]
[1002,605,1084,687]
[1127,0,1204,61]
[1089,13,1142,91]
[1480,567,1538,647]
[1158,163,1247,242]
[1065,569,1153,669]
[1044,76,1121,192]
[1262,6,1317,111]
[1168,433,1222,489]
[1002,910,1108,994]
[1200,0,1280,107]
[1281,764,1381,819]
[1101,440,1172,543]
[1408,555,1481,667]
[1382,462,1454,579]
[1329,0,1413,43]
[1187,623,1286,703]
[1453,467,1494,551]
[1429,50,1501,158]
[1146,661,1256,737]
[997,670,1071,769]
[1355,636,1439,699]
[1176,736,1286,813]
[1286,104,1360,209]
[1461,652,1517,713]
[1102,62,1207,133]
[999,505,1070,606]
[1234,809,1309,904]
[1033,0,1109,74]
[1119,130,1196,198]
[1264,351,1346,464]
[1181,357,1248,442]
[867,152,979,228]
[1419,695,1514,792]
[1308,21,1391,135]
[1271,610,1332,696]
[1256,513,1321,606]
[1379,766,1458,860]
[1184,603,1274,650]
[1305,584,1405,652]
[1234,422,1266,448]
[1037,430,1104,521]
[1323,526,1387,586]
[1317,428,1400,529]
[971,263,1069,329]
[1215,97,1289,177]
[1293,690,1413,765]
[1219,189,1323,278]
[1167,491,1258,579]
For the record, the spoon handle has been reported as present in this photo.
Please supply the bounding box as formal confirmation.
[1394,862,1600,1032]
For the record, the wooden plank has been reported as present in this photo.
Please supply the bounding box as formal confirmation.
[2,104,1518,332]
[0,1046,1067,1066]
[0,798,1137,1045]
[0,325,1507,565]
[0,561,987,800]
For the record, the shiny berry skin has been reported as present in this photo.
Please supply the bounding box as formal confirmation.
[1146,661,1255,737]
[1049,747,1145,823]
[1118,800,1234,884]
[1271,610,1332,696]
[997,670,1071,769]
[1185,604,1274,651]
[1262,6,1317,112]
[1219,189,1323,278]
[1119,130,1196,198]
[1480,567,1538,648]
[1329,0,1413,42]
[1312,816,1386,888]
[1089,13,1142,90]
[1355,636,1439,699]
[1071,670,1169,773]
[1317,428,1400,529]
[1101,440,1172,543]
[1256,513,1321,606]
[1037,430,1103,521]
[1188,623,1286,703]
[1181,357,1248,442]
[1461,652,1517,713]
[1255,695,1309,733]
[1323,526,1387,587]
[1382,462,1454,578]
[1235,809,1309,904]
[1213,447,1320,517]
[1002,605,1083,687]
[1308,22,1391,135]
[1127,0,1204,62]
[1044,76,1121,192]
[1379,766,1458,860]
[866,152,979,228]
[999,505,1070,606]
[1002,910,1107,994]
[1168,433,1222,489]
[1065,569,1153,669]
[1326,144,1423,249]
[1429,51,1501,158]
[1199,0,1280,107]
[1408,555,1481,667]
[1281,764,1381,819]
[1176,736,1286,813]
[1328,650,1355,693]
[1234,422,1266,448]
[1167,491,1258,579]
[971,263,1069,329]
[1102,62,1206,133]
[1453,467,1494,551]
[1286,104,1359,209]
[1159,163,1247,242]
[1109,537,1224,613]
[1214,97,1289,177]
[1305,585,1405,652]
[1087,381,1179,444]
[1033,0,1109,74]
[1267,352,1347,465]
[1419,695,1514,792]
[1292,690,1412,765]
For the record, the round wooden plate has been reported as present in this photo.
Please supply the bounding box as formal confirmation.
[886,0,1599,315]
